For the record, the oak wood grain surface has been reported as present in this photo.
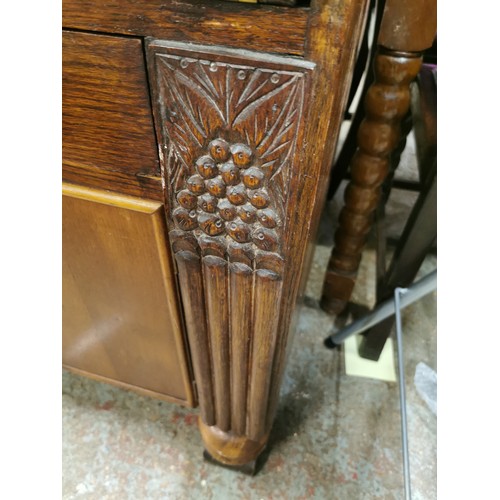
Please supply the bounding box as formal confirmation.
[62,162,164,202]
[63,31,159,176]
[62,184,194,406]
[62,0,308,56]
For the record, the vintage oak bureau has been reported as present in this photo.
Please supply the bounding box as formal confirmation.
[62,0,369,469]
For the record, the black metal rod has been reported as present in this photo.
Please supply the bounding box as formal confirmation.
[394,287,411,500]
[326,270,436,345]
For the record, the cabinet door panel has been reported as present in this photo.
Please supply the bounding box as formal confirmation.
[62,184,194,406]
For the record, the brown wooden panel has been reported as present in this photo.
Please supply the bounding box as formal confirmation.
[62,0,308,56]
[62,162,163,202]
[63,31,159,176]
[378,0,437,52]
[62,184,194,406]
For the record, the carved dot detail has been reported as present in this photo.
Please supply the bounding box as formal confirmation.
[207,178,226,198]
[196,156,218,179]
[258,208,278,228]
[199,194,218,213]
[230,144,253,168]
[220,162,240,186]
[168,108,178,122]
[209,139,230,162]
[209,62,218,72]
[270,73,280,84]
[177,190,197,209]
[250,190,270,209]
[237,70,246,80]
[242,167,264,189]
[187,175,205,194]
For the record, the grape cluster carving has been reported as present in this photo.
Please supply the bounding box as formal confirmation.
[173,138,280,253]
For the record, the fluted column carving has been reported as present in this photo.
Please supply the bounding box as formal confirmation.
[321,49,422,314]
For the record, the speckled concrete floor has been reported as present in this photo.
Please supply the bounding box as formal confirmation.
[63,134,437,499]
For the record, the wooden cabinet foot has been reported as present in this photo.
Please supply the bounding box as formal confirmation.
[199,419,267,470]
[203,450,258,476]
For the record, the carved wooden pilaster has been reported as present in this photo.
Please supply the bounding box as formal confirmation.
[320,49,422,315]
[146,40,314,466]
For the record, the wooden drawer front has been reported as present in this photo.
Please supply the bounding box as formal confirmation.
[63,31,159,176]
[62,184,193,406]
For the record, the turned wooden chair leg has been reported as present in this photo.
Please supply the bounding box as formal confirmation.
[374,108,413,293]
[320,48,422,315]
[360,63,437,360]
[326,0,385,201]
[321,0,437,315]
